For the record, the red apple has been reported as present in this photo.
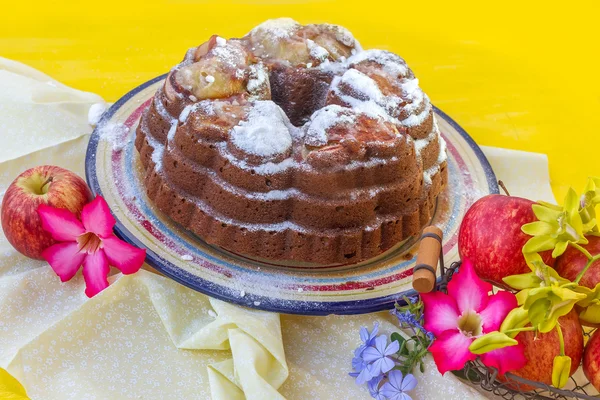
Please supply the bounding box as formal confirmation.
[555,236,600,288]
[458,195,554,286]
[583,328,600,391]
[504,310,583,390]
[1,166,92,259]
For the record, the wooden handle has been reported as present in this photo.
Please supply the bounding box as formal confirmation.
[412,226,443,293]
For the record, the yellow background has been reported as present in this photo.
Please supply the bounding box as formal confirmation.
[1,0,599,200]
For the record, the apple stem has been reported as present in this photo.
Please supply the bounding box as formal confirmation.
[40,177,53,193]
[556,323,565,356]
[498,180,511,196]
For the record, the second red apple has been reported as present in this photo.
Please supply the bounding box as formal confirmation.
[458,195,554,286]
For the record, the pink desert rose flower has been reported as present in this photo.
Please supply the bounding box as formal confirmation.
[421,259,526,375]
[38,196,146,297]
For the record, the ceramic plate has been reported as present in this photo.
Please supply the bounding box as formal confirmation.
[85,75,498,315]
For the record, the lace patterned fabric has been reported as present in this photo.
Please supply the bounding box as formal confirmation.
[0,57,554,399]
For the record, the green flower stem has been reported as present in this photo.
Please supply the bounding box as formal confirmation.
[556,323,565,356]
[575,254,600,284]
[503,326,536,335]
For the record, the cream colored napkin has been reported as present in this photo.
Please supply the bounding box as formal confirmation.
[0,57,554,400]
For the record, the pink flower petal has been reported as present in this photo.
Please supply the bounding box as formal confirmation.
[102,236,146,274]
[480,341,527,375]
[41,242,85,282]
[82,250,110,297]
[421,291,460,336]
[479,291,518,333]
[81,196,115,238]
[448,258,492,314]
[429,330,476,375]
[38,204,85,241]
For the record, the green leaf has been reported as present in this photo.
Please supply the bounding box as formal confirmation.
[420,362,425,373]
[399,339,409,356]
[391,332,406,348]
[522,221,554,236]
[469,331,518,354]
[523,235,558,254]
[532,204,562,222]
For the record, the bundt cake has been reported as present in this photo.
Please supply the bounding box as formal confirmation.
[135,18,448,265]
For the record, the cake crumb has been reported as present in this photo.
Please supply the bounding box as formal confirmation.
[181,254,193,261]
[240,290,246,297]
[205,75,215,83]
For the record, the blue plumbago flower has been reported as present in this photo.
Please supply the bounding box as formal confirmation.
[362,335,400,376]
[350,347,375,385]
[350,323,382,384]
[391,309,434,347]
[380,370,417,400]
[368,375,385,400]
[356,322,380,355]
[426,331,435,343]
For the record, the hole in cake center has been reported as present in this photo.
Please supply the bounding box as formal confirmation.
[268,69,331,127]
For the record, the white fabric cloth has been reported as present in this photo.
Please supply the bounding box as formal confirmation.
[0,57,555,399]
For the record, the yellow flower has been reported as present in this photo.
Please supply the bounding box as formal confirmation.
[522,188,590,258]
[574,283,600,325]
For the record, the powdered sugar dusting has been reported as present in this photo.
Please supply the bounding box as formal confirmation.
[231,101,292,158]
[211,43,246,69]
[304,105,356,147]
[306,39,329,62]
[415,120,439,156]
[179,105,193,123]
[400,97,431,127]
[247,63,269,95]
[145,130,164,172]
[348,49,409,77]
[99,122,130,151]
[88,103,107,126]
[167,120,178,142]
[325,23,358,48]
[249,18,300,39]
[338,69,384,102]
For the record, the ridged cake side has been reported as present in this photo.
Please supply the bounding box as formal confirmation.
[134,18,448,264]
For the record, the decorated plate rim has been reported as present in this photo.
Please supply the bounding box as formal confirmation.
[85,74,498,315]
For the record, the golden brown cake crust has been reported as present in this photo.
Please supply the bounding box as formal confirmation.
[135,18,448,265]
